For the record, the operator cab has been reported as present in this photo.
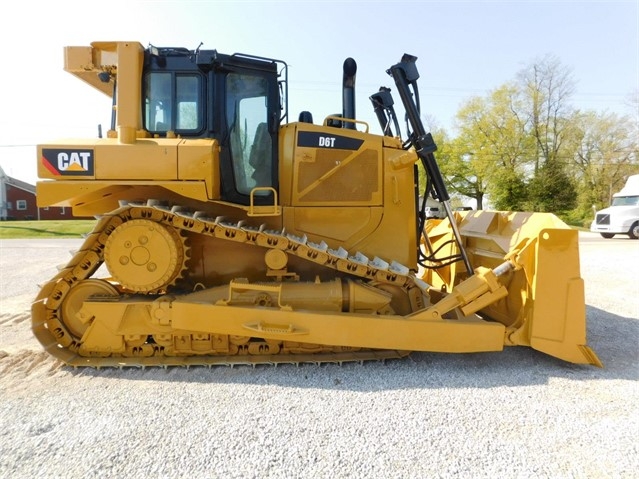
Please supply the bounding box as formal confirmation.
[142,46,287,206]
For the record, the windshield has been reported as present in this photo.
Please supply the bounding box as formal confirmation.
[611,196,639,207]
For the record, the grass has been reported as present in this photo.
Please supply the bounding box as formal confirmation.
[0,220,97,239]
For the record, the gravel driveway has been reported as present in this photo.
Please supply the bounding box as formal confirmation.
[0,233,637,478]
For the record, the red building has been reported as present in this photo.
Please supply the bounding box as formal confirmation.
[0,166,70,220]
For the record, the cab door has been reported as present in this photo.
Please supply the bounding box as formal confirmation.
[219,70,279,205]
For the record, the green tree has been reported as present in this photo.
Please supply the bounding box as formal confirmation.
[435,55,637,219]
[430,127,486,209]
[567,110,638,223]
[449,85,532,210]
[526,159,577,213]
[517,55,577,212]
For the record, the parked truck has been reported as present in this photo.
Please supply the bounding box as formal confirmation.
[590,174,639,239]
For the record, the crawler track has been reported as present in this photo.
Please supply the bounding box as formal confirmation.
[32,201,426,368]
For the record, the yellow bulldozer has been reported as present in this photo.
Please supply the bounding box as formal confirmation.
[32,41,602,368]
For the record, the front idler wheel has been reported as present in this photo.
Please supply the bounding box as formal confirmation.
[60,279,119,339]
[104,219,188,293]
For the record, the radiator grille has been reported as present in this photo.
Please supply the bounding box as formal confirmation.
[297,149,379,203]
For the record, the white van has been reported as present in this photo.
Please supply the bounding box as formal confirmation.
[590,174,639,239]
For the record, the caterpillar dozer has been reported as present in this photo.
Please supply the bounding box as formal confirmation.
[32,41,602,368]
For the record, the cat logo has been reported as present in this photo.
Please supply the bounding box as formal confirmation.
[41,149,94,176]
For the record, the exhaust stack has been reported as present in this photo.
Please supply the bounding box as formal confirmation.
[342,58,357,129]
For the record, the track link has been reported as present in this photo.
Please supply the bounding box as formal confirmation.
[32,201,426,368]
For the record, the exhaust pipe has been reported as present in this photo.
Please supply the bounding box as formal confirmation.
[342,58,357,129]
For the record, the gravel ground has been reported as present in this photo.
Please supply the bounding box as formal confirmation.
[0,233,637,479]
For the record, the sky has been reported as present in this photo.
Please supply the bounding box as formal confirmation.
[0,0,637,185]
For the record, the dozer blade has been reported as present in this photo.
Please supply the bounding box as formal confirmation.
[423,210,603,367]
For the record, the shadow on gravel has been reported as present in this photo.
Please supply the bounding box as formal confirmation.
[63,305,638,391]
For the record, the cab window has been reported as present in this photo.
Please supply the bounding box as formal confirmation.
[144,72,202,133]
[226,73,272,195]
